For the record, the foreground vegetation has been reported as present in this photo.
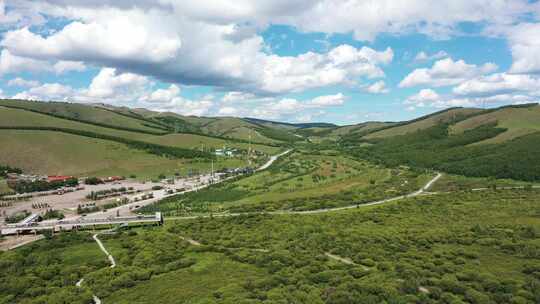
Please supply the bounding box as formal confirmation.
[1,189,539,303]
[141,150,431,215]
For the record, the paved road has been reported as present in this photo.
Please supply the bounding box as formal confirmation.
[256,149,292,171]
[168,173,443,220]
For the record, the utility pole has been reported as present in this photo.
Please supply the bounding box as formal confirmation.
[248,129,252,166]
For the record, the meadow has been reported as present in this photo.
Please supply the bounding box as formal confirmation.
[141,150,432,215]
[0,130,245,180]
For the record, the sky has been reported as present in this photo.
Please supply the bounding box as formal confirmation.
[0,1,539,125]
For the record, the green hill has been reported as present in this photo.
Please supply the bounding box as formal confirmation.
[450,103,540,144]
[344,104,540,181]
[99,104,300,144]
[331,121,396,137]
[364,108,484,139]
[0,129,235,179]
[0,101,282,178]
[0,99,168,134]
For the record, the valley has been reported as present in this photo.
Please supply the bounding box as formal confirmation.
[0,100,539,304]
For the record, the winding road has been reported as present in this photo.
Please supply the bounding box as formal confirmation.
[256,149,292,171]
[167,173,443,220]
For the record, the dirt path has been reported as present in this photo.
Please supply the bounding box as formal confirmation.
[93,231,116,268]
[179,236,201,246]
[325,252,371,270]
[325,252,355,265]
[74,230,116,304]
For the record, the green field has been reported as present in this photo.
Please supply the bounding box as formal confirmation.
[0,99,166,133]
[365,108,483,139]
[0,104,283,179]
[451,104,540,144]
[142,151,432,215]
[0,130,244,179]
[1,100,540,304]
[0,179,9,193]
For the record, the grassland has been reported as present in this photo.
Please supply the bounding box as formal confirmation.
[200,117,281,144]
[0,179,10,193]
[365,108,483,139]
[136,133,280,155]
[0,106,160,140]
[330,122,395,137]
[166,189,540,303]
[0,130,244,179]
[142,151,432,215]
[0,99,165,133]
[0,105,282,178]
[0,106,282,154]
[450,104,540,144]
[0,233,105,303]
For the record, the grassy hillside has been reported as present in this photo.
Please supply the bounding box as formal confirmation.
[0,106,160,140]
[0,99,167,134]
[0,130,242,179]
[450,104,540,144]
[365,108,483,139]
[0,105,281,178]
[200,117,278,143]
[331,122,396,137]
[137,133,280,155]
[349,122,540,181]
[0,106,280,153]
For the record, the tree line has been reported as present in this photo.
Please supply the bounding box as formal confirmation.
[0,165,22,178]
[345,123,540,182]
[0,126,214,160]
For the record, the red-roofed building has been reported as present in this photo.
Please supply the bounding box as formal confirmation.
[47,175,74,183]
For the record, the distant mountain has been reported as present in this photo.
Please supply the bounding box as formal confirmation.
[243,117,337,129]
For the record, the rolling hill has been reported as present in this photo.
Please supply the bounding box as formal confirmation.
[364,107,484,139]
[100,104,303,144]
[0,100,284,179]
[450,103,540,144]
[346,103,540,181]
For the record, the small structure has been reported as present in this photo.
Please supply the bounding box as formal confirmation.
[214,148,236,157]
[47,175,74,183]
[105,176,125,183]
[6,173,47,188]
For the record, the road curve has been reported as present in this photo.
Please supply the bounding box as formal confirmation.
[167,173,443,221]
[256,149,292,171]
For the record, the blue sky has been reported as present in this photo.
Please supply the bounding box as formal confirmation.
[1,1,539,125]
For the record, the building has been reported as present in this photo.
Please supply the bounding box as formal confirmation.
[105,176,125,182]
[6,173,47,188]
[214,148,236,157]
[47,175,74,183]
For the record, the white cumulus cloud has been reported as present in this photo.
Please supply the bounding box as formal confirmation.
[400,58,498,88]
